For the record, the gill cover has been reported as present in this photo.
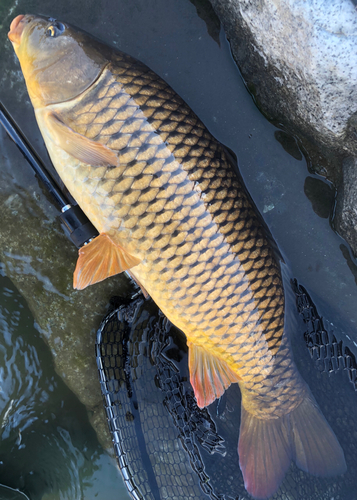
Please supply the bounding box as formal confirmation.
[8,14,108,107]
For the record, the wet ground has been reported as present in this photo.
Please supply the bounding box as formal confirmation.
[1,0,357,499]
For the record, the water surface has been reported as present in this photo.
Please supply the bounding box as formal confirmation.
[0,272,128,499]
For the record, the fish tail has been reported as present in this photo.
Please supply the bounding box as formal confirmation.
[238,394,346,499]
[238,405,292,499]
[289,393,346,476]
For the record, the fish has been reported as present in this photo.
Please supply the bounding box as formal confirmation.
[8,14,346,499]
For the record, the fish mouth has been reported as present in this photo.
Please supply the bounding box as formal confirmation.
[8,14,32,45]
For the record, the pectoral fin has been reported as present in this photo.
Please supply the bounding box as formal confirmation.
[74,233,141,289]
[188,343,240,408]
[46,112,118,167]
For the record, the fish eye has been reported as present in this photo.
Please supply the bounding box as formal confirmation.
[45,21,65,38]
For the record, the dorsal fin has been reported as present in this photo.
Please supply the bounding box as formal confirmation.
[74,233,141,289]
[188,343,241,408]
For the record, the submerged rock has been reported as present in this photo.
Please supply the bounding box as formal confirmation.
[209,0,357,254]
[0,137,134,451]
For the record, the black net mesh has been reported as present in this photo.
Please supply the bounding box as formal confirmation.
[96,286,357,500]
[293,280,357,390]
[96,297,239,500]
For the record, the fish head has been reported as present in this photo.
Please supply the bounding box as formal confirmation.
[8,14,108,107]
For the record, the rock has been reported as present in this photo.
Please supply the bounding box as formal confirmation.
[209,0,357,253]
[0,137,134,452]
[335,157,357,253]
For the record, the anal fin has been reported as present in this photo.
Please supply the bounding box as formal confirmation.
[188,343,240,408]
[74,233,141,289]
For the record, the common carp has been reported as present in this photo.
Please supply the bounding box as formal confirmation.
[8,14,346,499]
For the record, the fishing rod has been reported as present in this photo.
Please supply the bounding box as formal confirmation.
[0,101,98,248]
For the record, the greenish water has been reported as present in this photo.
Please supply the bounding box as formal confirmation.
[0,272,129,500]
[0,0,357,499]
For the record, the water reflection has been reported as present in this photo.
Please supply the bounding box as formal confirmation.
[274,130,302,161]
[188,0,221,45]
[304,176,335,219]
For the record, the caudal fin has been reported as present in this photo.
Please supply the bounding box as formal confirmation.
[290,394,346,476]
[238,395,346,499]
[238,406,292,499]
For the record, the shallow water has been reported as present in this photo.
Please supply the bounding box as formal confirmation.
[0,0,357,499]
[0,272,129,500]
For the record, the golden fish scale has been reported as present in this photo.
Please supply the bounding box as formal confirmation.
[53,51,306,417]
